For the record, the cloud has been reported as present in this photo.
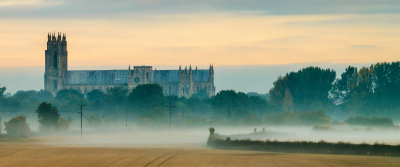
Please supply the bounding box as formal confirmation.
[0,0,399,19]
[352,45,378,49]
[0,0,44,7]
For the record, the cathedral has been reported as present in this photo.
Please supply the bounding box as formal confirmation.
[44,33,215,98]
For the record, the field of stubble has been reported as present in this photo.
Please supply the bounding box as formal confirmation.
[1,142,400,167]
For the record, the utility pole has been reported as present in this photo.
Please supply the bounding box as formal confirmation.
[166,104,176,134]
[77,104,86,140]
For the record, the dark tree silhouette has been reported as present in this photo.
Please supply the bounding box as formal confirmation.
[87,89,106,103]
[128,84,165,112]
[269,67,336,112]
[36,102,60,131]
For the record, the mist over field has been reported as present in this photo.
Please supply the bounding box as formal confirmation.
[1,62,400,147]
[1,61,400,167]
[1,0,400,166]
[3,112,400,147]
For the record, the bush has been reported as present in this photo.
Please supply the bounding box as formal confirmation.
[4,116,30,138]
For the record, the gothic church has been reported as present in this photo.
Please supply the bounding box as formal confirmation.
[44,33,215,97]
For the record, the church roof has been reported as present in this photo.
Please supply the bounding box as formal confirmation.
[192,70,210,82]
[152,70,179,83]
[67,70,128,85]
[66,69,210,85]
[152,70,210,83]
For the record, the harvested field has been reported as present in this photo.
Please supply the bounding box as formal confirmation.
[1,142,400,167]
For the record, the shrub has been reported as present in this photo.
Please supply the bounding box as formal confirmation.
[4,116,30,138]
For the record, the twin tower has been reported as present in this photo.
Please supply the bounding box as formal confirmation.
[44,32,215,97]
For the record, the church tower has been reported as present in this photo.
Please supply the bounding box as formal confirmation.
[44,32,68,96]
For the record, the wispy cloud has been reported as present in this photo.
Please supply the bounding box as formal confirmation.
[352,45,378,49]
[0,0,399,19]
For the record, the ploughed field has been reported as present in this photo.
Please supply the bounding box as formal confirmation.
[1,142,400,167]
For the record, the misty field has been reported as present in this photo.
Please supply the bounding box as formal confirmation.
[1,128,400,167]
[1,142,400,167]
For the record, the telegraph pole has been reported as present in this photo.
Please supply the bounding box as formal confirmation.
[166,104,176,134]
[77,104,86,140]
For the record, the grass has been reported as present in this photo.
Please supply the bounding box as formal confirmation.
[208,137,400,156]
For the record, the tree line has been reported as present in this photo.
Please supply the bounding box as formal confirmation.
[0,61,399,131]
[269,61,400,118]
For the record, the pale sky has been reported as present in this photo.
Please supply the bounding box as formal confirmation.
[0,0,399,93]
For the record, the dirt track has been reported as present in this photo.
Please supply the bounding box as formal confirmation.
[1,143,400,167]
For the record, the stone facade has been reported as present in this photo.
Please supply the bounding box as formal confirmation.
[44,33,215,98]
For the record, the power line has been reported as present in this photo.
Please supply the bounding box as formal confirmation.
[166,104,176,134]
[77,103,86,140]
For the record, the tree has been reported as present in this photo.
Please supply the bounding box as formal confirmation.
[106,86,128,111]
[56,89,83,101]
[372,62,400,114]
[128,84,165,112]
[331,62,400,117]
[248,95,268,118]
[87,89,107,110]
[211,90,264,120]
[269,67,336,112]
[55,89,84,112]
[12,90,54,112]
[87,89,106,103]
[282,89,294,113]
[0,86,5,98]
[4,116,30,138]
[212,90,237,118]
[330,66,358,105]
[346,67,375,116]
[36,102,60,131]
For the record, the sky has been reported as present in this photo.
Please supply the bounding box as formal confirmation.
[0,0,399,93]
